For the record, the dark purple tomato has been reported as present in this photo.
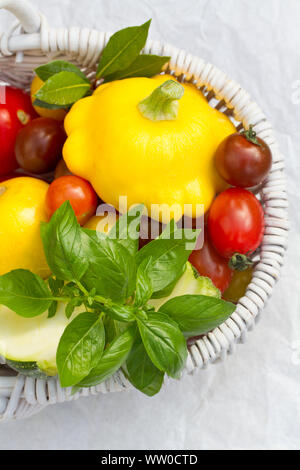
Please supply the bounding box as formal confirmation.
[215,126,272,188]
[15,117,66,174]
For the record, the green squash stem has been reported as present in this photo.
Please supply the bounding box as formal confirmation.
[138,79,184,121]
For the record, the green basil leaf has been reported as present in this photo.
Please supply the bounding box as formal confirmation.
[41,201,89,282]
[96,20,151,78]
[35,60,90,82]
[134,257,153,307]
[108,204,144,257]
[57,312,105,387]
[0,269,53,317]
[104,54,170,82]
[78,326,136,387]
[158,295,236,337]
[101,303,136,323]
[48,300,58,318]
[137,312,187,379]
[136,228,199,296]
[35,71,91,106]
[124,336,164,396]
[65,298,82,319]
[81,231,136,302]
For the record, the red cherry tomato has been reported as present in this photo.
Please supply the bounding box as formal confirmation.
[208,188,264,259]
[0,86,38,175]
[189,232,233,293]
[46,175,98,225]
[15,117,66,174]
[215,126,272,188]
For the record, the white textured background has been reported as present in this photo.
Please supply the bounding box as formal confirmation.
[0,0,299,450]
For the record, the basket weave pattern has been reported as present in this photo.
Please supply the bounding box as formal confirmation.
[0,0,288,421]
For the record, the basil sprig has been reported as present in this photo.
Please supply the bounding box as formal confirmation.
[33,21,170,109]
[0,202,235,396]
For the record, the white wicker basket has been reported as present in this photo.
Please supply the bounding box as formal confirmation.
[0,0,288,421]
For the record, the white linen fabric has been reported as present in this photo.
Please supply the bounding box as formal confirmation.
[0,0,299,450]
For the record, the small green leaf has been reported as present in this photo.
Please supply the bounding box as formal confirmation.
[134,257,153,307]
[48,301,58,318]
[101,303,136,323]
[96,20,151,78]
[61,282,81,298]
[158,295,236,337]
[35,60,90,83]
[137,312,187,379]
[41,201,89,283]
[48,277,64,296]
[108,204,144,257]
[78,326,136,387]
[57,312,105,387]
[65,298,82,319]
[0,270,53,317]
[35,71,91,106]
[104,54,170,82]
[82,230,136,302]
[124,336,164,396]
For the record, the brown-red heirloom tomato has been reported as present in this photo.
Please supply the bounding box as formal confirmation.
[189,232,233,293]
[208,187,264,259]
[215,125,272,188]
[46,175,98,225]
[0,86,38,175]
[15,117,66,174]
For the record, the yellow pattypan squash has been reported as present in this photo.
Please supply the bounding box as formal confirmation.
[63,75,235,222]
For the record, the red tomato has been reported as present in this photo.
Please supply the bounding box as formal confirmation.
[189,232,233,293]
[46,175,98,225]
[0,86,38,175]
[208,188,264,259]
[215,126,272,188]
